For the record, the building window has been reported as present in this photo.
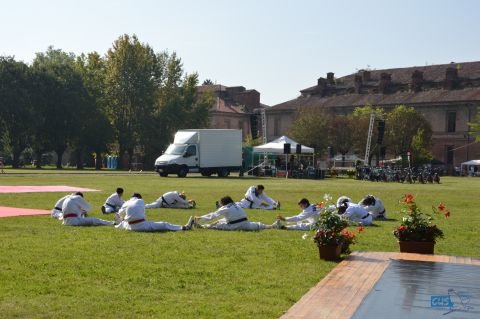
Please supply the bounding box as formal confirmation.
[224,119,231,128]
[274,118,281,136]
[446,111,456,133]
[446,145,454,165]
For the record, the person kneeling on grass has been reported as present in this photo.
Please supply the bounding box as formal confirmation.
[194,195,272,231]
[62,192,114,226]
[101,187,125,214]
[115,193,194,232]
[336,196,373,226]
[273,198,324,230]
[145,191,196,209]
[358,194,386,220]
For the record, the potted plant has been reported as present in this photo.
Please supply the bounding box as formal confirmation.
[311,195,364,260]
[393,193,450,254]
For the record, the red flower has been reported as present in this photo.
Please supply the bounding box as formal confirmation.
[445,210,450,218]
[399,225,407,231]
[404,193,414,204]
[317,202,324,208]
[357,226,365,232]
[437,203,445,211]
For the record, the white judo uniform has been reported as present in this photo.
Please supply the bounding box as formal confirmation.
[51,194,72,219]
[145,191,190,209]
[283,204,322,230]
[237,186,276,210]
[115,197,183,232]
[62,195,113,226]
[341,203,373,226]
[197,202,268,231]
[102,192,125,213]
[358,197,386,219]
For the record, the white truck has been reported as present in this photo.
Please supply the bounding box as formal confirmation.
[154,129,243,177]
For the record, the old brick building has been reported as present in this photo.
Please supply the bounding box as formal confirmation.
[267,61,480,170]
[197,84,268,139]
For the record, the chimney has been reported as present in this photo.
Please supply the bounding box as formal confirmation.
[379,73,391,94]
[317,77,327,96]
[327,72,335,85]
[354,74,362,93]
[444,67,458,90]
[363,70,371,82]
[410,70,423,92]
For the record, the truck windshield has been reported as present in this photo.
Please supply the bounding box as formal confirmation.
[164,144,187,155]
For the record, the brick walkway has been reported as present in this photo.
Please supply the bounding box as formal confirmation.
[280,251,480,319]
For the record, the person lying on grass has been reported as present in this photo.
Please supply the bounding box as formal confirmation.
[194,195,273,231]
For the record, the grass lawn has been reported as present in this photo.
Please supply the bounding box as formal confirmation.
[0,171,479,318]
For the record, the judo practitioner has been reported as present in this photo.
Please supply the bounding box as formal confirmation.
[115,193,194,232]
[194,196,272,231]
[62,192,114,226]
[145,191,196,209]
[51,193,75,219]
[358,195,387,219]
[101,187,125,214]
[274,198,323,230]
[236,185,279,210]
[337,196,373,226]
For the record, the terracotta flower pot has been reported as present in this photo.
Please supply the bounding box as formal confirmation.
[318,244,342,261]
[398,241,435,254]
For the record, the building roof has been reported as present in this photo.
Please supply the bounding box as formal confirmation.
[271,61,480,111]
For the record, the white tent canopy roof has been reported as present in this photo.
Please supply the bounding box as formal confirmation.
[253,136,314,154]
[460,159,480,166]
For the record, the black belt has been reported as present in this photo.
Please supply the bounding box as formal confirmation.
[54,206,62,211]
[161,196,170,206]
[378,209,385,216]
[362,214,370,219]
[228,217,248,224]
[244,197,254,209]
[106,203,116,209]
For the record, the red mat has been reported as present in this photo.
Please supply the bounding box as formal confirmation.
[0,206,51,218]
[0,185,99,193]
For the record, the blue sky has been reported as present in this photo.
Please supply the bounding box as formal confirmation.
[1,0,479,105]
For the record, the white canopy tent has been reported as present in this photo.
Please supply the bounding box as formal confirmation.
[460,159,480,175]
[253,136,314,154]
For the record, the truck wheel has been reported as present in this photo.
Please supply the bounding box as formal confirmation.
[177,166,189,178]
[201,169,212,177]
[159,172,168,177]
[218,168,229,177]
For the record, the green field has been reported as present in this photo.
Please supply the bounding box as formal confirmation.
[0,171,478,318]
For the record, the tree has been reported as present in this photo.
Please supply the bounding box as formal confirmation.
[328,115,356,166]
[0,57,35,168]
[105,34,158,169]
[75,52,114,169]
[351,105,386,165]
[202,79,214,85]
[468,106,480,142]
[288,107,332,156]
[384,105,432,166]
[32,47,84,168]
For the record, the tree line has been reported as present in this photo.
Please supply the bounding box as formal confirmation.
[288,104,434,167]
[0,34,212,169]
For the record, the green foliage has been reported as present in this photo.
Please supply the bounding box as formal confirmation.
[289,107,331,154]
[385,105,432,162]
[468,106,480,142]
